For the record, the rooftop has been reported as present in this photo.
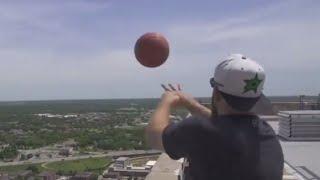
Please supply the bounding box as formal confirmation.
[145,154,182,180]
[279,110,320,115]
[146,160,157,166]
[116,157,129,161]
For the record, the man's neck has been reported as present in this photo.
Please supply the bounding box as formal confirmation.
[217,104,254,116]
[218,111,254,116]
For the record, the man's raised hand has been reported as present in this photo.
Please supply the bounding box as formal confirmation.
[160,83,212,118]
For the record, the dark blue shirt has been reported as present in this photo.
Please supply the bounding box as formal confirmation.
[162,115,284,180]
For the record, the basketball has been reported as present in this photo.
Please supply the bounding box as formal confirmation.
[134,32,170,68]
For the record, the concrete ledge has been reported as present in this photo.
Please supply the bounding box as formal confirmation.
[145,153,183,180]
[146,153,304,180]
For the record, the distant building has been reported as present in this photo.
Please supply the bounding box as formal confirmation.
[106,157,156,179]
[70,172,95,180]
[26,154,33,159]
[0,173,9,180]
[17,170,33,180]
[63,139,78,148]
[10,129,25,136]
[102,172,120,179]
[317,93,320,109]
[63,114,78,118]
[0,144,9,150]
[36,113,63,118]
[38,171,56,180]
[59,147,73,156]
[145,160,157,170]
[56,176,68,180]
[113,157,129,169]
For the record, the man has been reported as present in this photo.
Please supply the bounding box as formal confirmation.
[146,54,284,180]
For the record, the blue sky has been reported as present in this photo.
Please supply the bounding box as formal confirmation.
[0,0,319,101]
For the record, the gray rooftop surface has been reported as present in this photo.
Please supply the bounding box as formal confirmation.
[116,157,129,161]
[256,119,320,178]
[281,141,320,179]
[145,154,182,180]
[279,110,320,115]
[255,119,320,178]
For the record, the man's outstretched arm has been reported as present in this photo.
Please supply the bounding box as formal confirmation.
[145,92,177,150]
[162,84,212,118]
[145,84,213,150]
[186,99,212,118]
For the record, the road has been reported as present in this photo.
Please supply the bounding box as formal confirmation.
[0,150,161,167]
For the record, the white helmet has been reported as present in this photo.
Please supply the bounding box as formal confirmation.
[213,54,265,98]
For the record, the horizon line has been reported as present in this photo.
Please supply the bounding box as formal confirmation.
[0,94,318,103]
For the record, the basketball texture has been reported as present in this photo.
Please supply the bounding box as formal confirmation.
[134,32,169,68]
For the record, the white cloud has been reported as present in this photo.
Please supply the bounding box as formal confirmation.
[165,1,320,96]
[169,3,319,67]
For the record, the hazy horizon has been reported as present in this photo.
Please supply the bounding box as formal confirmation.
[0,94,318,103]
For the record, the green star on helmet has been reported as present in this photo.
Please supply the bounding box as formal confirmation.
[243,73,263,94]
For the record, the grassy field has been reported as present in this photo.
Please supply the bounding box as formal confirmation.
[44,157,111,175]
[0,157,111,175]
[0,163,44,174]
